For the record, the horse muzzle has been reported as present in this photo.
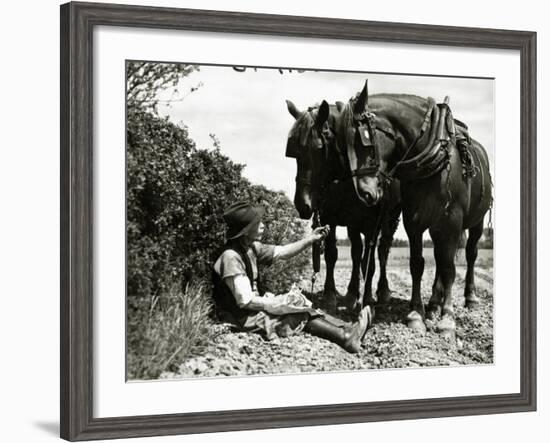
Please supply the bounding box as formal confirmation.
[357,182,381,207]
[294,193,314,219]
[362,191,379,207]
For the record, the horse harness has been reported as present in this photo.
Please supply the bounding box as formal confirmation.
[287,96,482,211]
[343,95,481,285]
[348,95,481,184]
[285,96,488,290]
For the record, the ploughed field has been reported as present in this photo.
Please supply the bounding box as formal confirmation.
[162,247,494,379]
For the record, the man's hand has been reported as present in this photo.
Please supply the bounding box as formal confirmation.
[311,225,330,242]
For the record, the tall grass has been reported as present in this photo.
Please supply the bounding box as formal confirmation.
[127,282,214,380]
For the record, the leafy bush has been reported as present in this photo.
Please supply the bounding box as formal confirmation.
[127,106,309,378]
[127,107,308,297]
[127,283,214,380]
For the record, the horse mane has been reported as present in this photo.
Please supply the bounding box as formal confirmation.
[366,94,432,142]
[369,93,429,111]
[288,102,342,144]
[287,111,314,143]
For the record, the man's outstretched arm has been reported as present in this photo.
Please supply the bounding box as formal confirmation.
[272,225,330,261]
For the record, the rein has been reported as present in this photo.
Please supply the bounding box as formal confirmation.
[387,98,437,179]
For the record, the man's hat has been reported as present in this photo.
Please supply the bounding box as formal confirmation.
[223,201,265,240]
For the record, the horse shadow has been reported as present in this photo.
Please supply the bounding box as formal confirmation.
[303,288,413,326]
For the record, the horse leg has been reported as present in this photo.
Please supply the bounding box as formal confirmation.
[376,235,391,305]
[360,232,377,313]
[464,220,484,308]
[406,230,426,333]
[376,208,399,305]
[430,223,461,338]
[323,225,339,306]
[427,267,443,319]
[344,225,362,310]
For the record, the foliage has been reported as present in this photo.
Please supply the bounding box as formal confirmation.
[127,283,214,380]
[392,232,493,250]
[126,61,308,379]
[126,61,201,113]
[241,185,309,295]
[391,238,409,248]
[127,104,308,298]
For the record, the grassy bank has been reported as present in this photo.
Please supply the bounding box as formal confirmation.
[127,282,215,380]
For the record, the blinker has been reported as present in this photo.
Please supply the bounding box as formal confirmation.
[285,135,300,158]
[357,122,373,147]
[355,113,381,169]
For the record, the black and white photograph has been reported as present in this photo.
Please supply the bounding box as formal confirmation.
[1,0,544,441]
[126,62,495,381]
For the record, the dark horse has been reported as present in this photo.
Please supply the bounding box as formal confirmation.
[335,81,493,336]
[285,98,401,310]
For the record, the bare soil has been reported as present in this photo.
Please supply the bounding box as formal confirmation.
[162,248,494,379]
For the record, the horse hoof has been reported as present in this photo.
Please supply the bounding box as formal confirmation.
[345,287,360,299]
[341,295,358,311]
[407,311,426,334]
[322,289,339,308]
[465,295,480,309]
[344,290,360,308]
[323,296,337,311]
[323,288,340,299]
[376,288,392,305]
[437,315,456,339]
[426,303,441,320]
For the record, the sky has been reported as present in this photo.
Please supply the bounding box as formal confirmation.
[156,65,494,239]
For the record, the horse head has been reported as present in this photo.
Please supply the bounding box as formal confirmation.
[285,99,333,219]
[334,80,397,207]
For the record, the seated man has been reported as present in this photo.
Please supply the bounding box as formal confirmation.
[212,201,371,353]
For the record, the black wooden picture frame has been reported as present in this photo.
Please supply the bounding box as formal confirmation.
[60,1,537,441]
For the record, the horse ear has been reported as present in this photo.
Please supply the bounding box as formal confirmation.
[286,100,302,120]
[335,101,344,112]
[316,100,330,127]
[354,79,369,113]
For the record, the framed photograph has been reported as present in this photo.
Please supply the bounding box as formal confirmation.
[60,1,536,441]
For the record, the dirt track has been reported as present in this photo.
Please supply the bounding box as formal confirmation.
[162,248,494,379]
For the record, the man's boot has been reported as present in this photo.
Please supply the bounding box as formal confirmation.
[304,306,371,353]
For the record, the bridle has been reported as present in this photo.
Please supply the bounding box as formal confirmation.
[286,97,434,211]
[341,96,412,194]
[347,101,382,176]
[342,95,438,189]
[287,103,390,210]
[286,107,333,194]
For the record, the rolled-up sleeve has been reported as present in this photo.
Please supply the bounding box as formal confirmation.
[217,250,247,279]
[252,242,276,266]
[224,274,255,308]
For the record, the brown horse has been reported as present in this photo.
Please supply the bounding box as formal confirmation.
[285,99,401,310]
[335,81,493,336]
